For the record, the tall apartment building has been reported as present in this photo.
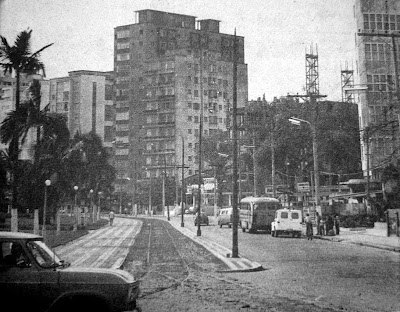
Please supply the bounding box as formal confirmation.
[354,0,400,179]
[48,71,114,148]
[114,9,248,194]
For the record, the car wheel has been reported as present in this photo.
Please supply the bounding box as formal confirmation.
[242,227,246,232]
[275,231,279,237]
[271,230,275,237]
[291,232,296,238]
[228,224,232,228]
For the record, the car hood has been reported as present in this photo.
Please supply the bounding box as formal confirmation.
[60,266,137,285]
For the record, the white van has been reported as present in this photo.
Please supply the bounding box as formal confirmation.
[217,208,234,228]
[271,208,303,238]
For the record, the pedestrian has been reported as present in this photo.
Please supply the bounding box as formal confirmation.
[305,213,313,240]
[320,218,326,236]
[326,215,334,236]
[109,210,115,226]
[334,215,340,235]
[315,212,321,235]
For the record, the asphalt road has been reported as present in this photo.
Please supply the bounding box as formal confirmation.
[181,216,400,312]
[55,216,400,311]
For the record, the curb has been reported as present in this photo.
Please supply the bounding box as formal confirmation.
[167,220,263,273]
[315,235,400,253]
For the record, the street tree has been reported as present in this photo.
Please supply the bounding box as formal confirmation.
[0,29,53,210]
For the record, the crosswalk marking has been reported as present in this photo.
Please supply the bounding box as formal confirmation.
[55,218,142,268]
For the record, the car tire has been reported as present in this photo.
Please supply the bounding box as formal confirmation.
[228,224,232,228]
[242,227,246,232]
[275,231,279,237]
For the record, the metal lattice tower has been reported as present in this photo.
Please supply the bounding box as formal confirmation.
[341,62,354,103]
[305,45,319,96]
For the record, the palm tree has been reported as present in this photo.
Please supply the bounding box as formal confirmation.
[0,29,53,210]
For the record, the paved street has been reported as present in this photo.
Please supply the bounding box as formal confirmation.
[53,215,400,312]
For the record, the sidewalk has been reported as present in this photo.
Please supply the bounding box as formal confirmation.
[315,225,400,253]
[166,215,264,273]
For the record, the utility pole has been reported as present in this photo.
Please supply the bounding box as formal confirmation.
[197,41,204,237]
[287,47,326,208]
[181,136,185,227]
[231,29,239,258]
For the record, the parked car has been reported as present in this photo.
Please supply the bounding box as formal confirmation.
[0,231,141,312]
[217,207,234,228]
[271,208,303,238]
[194,213,209,226]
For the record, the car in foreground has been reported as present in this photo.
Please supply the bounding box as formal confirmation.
[194,213,209,226]
[0,231,141,312]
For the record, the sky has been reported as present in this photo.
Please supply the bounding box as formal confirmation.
[0,0,356,102]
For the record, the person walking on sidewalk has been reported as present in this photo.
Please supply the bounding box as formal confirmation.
[334,215,340,235]
[109,210,115,226]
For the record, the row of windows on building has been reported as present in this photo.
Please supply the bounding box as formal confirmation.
[363,13,400,31]
[187,115,222,124]
[364,43,399,64]
[187,102,225,111]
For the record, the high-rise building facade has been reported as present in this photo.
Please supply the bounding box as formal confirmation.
[354,0,400,179]
[114,10,248,193]
[48,70,114,148]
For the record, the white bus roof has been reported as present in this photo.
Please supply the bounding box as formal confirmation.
[240,196,280,203]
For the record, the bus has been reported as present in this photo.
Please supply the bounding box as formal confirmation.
[239,197,281,233]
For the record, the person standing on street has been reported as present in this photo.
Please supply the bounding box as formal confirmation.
[305,213,313,240]
[109,210,115,226]
[334,215,340,235]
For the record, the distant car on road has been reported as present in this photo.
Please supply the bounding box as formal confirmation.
[217,207,234,228]
[271,208,303,238]
[0,231,141,312]
[195,213,209,226]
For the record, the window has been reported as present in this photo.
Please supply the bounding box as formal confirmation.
[117,53,130,61]
[194,90,199,97]
[188,129,192,134]
[116,29,130,38]
[291,212,299,219]
[188,102,192,108]
[194,116,199,123]
[117,42,130,49]
[187,116,192,122]
[193,103,200,110]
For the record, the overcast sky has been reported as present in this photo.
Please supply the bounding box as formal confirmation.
[0,0,356,101]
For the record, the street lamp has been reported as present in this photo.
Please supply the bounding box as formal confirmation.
[98,191,102,220]
[43,180,51,239]
[289,116,320,207]
[89,189,94,222]
[73,186,78,230]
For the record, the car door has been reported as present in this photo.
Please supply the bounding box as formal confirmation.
[0,240,42,311]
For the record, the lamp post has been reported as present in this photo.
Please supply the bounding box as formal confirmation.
[43,180,51,240]
[289,117,320,207]
[146,168,152,216]
[73,186,78,230]
[89,189,94,222]
[98,191,102,220]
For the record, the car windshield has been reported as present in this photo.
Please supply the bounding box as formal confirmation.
[26,240,64,268]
